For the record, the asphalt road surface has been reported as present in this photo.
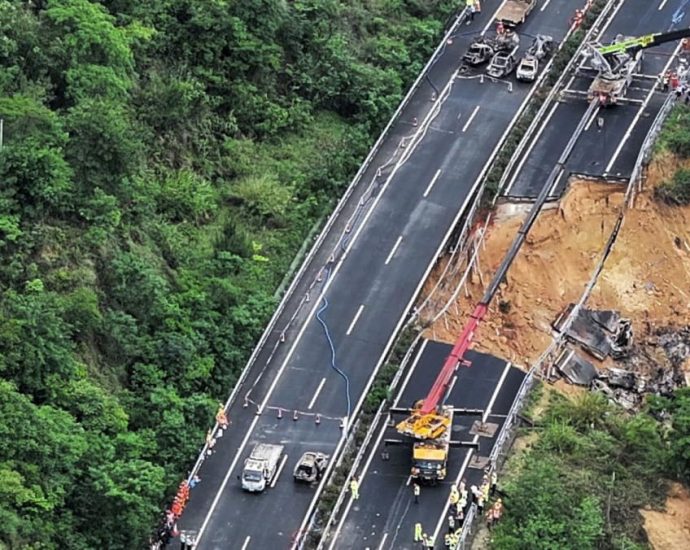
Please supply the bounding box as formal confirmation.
[327,341,525,550]
[504,0,690,199]
[177,1,587,548]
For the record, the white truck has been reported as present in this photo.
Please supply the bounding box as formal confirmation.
[496,0,537,26]
[241,443,285,492]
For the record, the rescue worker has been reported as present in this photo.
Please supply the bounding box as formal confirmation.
[482,479,490,502]
[497,21,505,36]
[423,534,435,549]
[216,404,229,429]
[444,532,453,547]
[459,478,466,496]
[413,482,421,504]
[477,493,485,515]
[350,476,360,500]
[466,0,475,22]
[662,71,670,92]
[470,484,480,505]
[490,470,498,496]
[449,484,460,506]
[414,522,423,543]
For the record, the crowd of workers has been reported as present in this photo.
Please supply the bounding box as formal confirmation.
[349,464,505,548]
[150,403,229,548]
[409,467,504,549]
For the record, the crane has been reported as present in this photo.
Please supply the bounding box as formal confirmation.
[585,27,690,105]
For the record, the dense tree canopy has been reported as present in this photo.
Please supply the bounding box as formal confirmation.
[0,0,457,547]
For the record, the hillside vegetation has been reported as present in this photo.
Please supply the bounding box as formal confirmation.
[0,0,457,547]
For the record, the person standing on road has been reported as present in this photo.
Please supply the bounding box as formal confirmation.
[490,470,498,496]
[413,482,421,504]
[447,513,455,533]
[414,522,423,543]
[350,476,359,500]
[466,0,475,22]
[449,484,460,506]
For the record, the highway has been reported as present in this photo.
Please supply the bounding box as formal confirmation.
[325,341,524,550]
[176,1,591,548]
[503,0,690,199]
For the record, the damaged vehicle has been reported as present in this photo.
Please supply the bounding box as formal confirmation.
[293,452,329,483]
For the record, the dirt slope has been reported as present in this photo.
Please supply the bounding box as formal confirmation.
[641,483,690,550]
[422,153,690,367]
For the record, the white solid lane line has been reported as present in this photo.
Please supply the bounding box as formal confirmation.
[541,0,552,11]
[271,454,289,488]
[659,0,669,10]
[385,236,404,265]
[423,169,442,198]
[504,101,559,195]
[462,106,480,133]
[585,106,601,131]
[346,304,365,336]
[377,532,389,550]
[308,377,327,410]
[431,362,512,542]
[241,536,251,550]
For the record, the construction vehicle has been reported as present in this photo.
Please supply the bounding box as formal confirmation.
[496,0,537,27]
[241,443,284,492]
[408,405,453,483]
[293,452,329,483]
[585,28,690,106]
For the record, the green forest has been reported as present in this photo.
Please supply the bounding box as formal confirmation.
[0,0,458,547]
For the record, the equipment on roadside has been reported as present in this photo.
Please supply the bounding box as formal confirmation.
[496,0,537,27]
[241,443,284,492]
[584,28,690,106]
[293,452,329,483]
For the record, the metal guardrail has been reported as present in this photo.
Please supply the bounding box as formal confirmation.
[628,92,676,203]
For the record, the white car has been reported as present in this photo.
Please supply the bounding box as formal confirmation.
[516,55,538,82]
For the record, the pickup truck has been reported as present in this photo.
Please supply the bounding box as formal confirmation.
[241,443,285,492]
[496,0,537,26]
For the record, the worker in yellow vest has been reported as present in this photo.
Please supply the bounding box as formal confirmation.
[414,522,423,542]
[349,477,359,500]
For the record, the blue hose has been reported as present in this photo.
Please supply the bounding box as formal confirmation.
[314,268,352,417]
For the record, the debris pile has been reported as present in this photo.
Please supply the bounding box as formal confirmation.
[553,305,633,360]
[553,315,690,410]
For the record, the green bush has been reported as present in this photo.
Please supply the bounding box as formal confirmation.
[655,167,690,205]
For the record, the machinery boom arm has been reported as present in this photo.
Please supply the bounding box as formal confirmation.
[597,27,690,56]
